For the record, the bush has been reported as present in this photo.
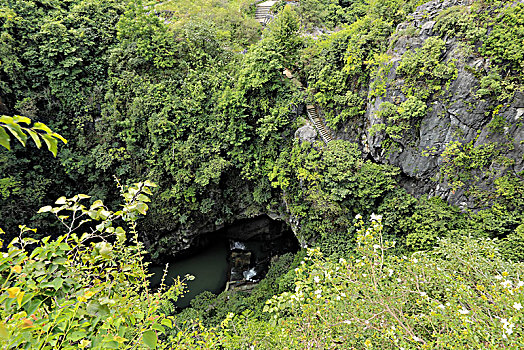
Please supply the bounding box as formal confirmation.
[0,181,184,349]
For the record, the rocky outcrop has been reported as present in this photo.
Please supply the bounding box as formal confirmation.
[355,0,524,209]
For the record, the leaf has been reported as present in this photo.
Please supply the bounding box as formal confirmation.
[55,196,67,205]
[32,122,52,133]
[41,277,63,290]
[24,299,43,315]
[0,127,11,150]
[91,200,104,209]
[135,202,148,215]
[26,129,42,149]
[151,324,164,334]
[4,122,27,146]
[0,323,8,339]
[142,330,157,349]
[161,318,173,329]
[7,287,20,298]
[69,330,86,342]
[41,133,58,157]
[77,194,91,199]
[16,291,25,308]
[37,206,53,213]
[13,115,31,125]
[87,301,110,317]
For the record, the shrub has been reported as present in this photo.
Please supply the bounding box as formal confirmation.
[0,181,183,349]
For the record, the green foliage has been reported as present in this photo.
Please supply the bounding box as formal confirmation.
[0,115,66,157]
[481,3,524,71]
[0,181,184,349]
[397,37,457,99]
[270,140,398,243]
[258,217,524,349]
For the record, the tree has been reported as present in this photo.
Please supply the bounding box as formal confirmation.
[0,115,66,157]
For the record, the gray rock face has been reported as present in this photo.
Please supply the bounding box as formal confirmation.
[295,124,318,143]
[351,0,524,208]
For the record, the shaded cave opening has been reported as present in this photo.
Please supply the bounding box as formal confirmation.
[149,215,299,308]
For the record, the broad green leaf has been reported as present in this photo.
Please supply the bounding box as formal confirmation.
[135,202,148,215]
[37,206,53,213]
[51,132,67,144]
[4,122,27,146]
[142,330,157,349]
[0,127,10,150]
[77,194,90,199]
[91,200,104,209]
[24,298,43,315]
[55,197,67,205]
[160,318,173,329]
[0,116,13,124]
[32,122,52,133]
[69,331,86,342]
[41,133,58,157]
[151,324,164,334]
[13,115,31,124]
[26,129,42,149]
[87,301,110,317]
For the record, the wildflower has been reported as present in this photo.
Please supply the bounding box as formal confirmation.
[314,276,320,283]
[355,214,362,220]
[513,302,522,311]
[501,280,512,288]
[370,213,382,221]
[438,304,445,310]
[388,269,394,277]
[314,289,322,298]
[517,281,524,288]
[420,292,427,297]
[11,265,22,273]
[373,244,380,251]
[495,275,503,280]
[458,307,470,315]
[412,336,421,342]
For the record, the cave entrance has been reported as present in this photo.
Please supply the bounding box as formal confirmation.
[149,215,299,308]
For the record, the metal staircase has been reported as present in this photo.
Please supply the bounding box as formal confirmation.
[255,1,277,25]
[306,105,333,144]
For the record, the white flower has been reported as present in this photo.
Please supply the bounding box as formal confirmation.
[397,278,402,283]
[388,269,394,277]
[339,257,346,264]
[420,292,427,297]
[314,276,320,283]
[458,307,470,315]
[412,258,418,264]
[438,304,445,310]
[370,213,382,221]
[517,281,524,288]
[355,214,362,220]
[495,275,503,280]
[501,280,512,288]
[412,336,421,342]
[336,296,341,301]
[314,289,322,298]
[373,244,381,251]
[513,302,522,311]
[341,293,346,297]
